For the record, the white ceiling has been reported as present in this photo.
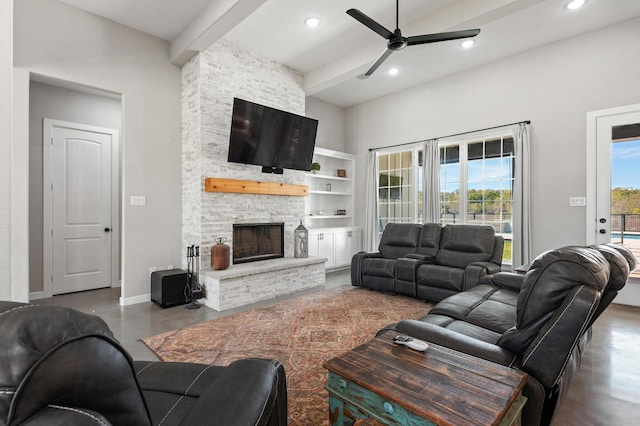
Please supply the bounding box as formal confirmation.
[59,0,640,107]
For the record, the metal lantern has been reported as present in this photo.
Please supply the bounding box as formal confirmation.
[294,220,308,258]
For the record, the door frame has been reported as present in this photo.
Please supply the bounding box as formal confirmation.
[586,103,640,307]
[586,103,640,244]
[42,118,120,298]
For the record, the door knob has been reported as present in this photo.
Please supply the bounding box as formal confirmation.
[599,229,606,234]
[104,227,111,232]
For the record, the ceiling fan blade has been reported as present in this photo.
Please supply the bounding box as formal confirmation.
[406,29,481,46]
[347,8,394,40]
[358,48,394,79]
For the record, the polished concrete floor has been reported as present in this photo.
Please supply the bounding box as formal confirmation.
[36,271,640,425]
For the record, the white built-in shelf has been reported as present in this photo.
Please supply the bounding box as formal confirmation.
[305,174,354,182]
[305,148,356,230]
[308,215,353,220]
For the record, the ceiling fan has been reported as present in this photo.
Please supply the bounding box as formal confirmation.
[347,0,480,79]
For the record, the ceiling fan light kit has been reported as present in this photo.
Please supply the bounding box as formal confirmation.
[347,0,480,79]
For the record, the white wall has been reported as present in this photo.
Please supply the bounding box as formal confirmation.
[28,81,122,294]
[0,0,12,300]
[13,0,182,304]
[346,18,640,258]
[306,97,345,152]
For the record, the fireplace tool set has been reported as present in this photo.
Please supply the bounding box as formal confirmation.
[184,245,203,309]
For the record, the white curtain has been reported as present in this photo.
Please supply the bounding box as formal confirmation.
[512,123,532,269]
[364,150,379,252]
[422,139,440,223]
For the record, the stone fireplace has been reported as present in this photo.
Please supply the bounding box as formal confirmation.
[232,222,284,264]
[181,39,325,311]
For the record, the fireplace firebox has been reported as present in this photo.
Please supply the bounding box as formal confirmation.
[232,222,284,264]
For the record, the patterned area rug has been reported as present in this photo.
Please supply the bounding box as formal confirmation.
[142,286,432,425]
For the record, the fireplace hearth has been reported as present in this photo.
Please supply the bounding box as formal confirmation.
[232,222,284,264]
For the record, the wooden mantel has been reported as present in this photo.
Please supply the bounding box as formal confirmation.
[204,178,308,196]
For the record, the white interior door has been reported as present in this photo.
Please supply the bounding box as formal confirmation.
[44,119,116,295]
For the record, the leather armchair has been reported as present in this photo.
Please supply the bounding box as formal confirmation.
[0,302,287,426]
[350,223,423,292]
[382,246,621,426]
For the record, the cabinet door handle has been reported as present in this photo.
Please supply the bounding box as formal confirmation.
[348,231,352,237]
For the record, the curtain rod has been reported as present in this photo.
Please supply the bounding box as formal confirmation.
[369,120,531,152]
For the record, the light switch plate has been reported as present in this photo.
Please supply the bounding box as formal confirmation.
[569,196,586,207]
[130,196,146,206]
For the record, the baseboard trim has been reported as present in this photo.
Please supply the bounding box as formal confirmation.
[119,293,150,306]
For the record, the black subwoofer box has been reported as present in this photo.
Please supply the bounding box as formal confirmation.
[151,269,188,308]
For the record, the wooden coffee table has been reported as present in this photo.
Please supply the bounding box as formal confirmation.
[323,331,527,426]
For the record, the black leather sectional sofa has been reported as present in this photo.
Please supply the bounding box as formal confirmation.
[380,243,637,426]
[351,223,504,302]
[0,301,287,426]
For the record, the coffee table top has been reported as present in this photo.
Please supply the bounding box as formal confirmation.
[323,331,527,426]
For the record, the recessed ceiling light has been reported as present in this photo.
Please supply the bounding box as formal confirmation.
[566,0,586,10]
[387,67,399,76]
[305,17,321,28]
[460,39,475,49]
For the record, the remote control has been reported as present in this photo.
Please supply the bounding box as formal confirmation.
[393,334,429,352]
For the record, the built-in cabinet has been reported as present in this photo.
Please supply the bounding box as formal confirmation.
[305,148,361,269]
[308,227,362,270]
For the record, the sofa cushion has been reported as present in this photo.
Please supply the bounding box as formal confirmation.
[420,314,503,344]
[361,258,396,278]
[378,223,423,259]
[436,225,496,268]
[416,264,465,292]
[415,223,442,257]
[429,284,518,334]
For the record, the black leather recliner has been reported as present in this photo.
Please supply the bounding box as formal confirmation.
[0,302,287,426]
[380,244,635,426]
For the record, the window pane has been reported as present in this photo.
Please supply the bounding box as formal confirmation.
[440,134,515,263]
[402,151,412,168]
[468,142,484,160]
[484,157,502,180]
[377,149,416,225]
[485,139,502,158]
[390,153,401,169]
[441,146,460,164]
[378,155,387,172]
[504,137,514,155]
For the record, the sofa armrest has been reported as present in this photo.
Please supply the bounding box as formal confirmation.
[390,320,517,367]
[463,261,502,290]
[134,358,286,426]
[351,252,382,286]
[478,272,525,293]
[395,256,433,297]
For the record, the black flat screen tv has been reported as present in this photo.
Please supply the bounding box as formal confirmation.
[227,98,318,174]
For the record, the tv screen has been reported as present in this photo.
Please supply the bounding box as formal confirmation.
[227,98,318,172]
